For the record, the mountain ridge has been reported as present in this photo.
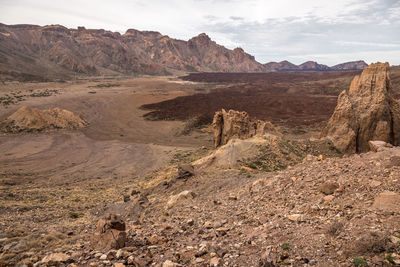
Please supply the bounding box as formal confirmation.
[0,23,368,79]
[264,60,368,72]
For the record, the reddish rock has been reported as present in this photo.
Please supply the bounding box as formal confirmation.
[373,191,400,212]
[177,163,194,179]
[322,62,400,153]
[212,109,278,147]
[91,213,127,251]
[0,24,265,78]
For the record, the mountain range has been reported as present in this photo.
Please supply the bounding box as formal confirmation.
[0,23,367,79]
[264,60,367,72]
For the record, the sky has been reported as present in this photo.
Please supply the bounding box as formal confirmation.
[1,0,400,66]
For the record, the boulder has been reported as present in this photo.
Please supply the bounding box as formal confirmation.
[41,253,70,264]
[177,163,194,179]
[368,140,393,152]
[91,213,127,251]
[165,190,196,210]
[372,191,400,213]
[212,109,278,147]
[104,194,149,225]
[322,62,400,153]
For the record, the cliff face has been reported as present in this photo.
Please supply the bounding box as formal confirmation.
[0,24,264,78]
[322,62,400,153]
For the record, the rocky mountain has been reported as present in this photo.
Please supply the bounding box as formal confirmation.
[0,23,371,78]
[331,60,368,70]
[0,23,264,78]
[264,60,368,72]
[263,60,299,72]
[322,62,400,153]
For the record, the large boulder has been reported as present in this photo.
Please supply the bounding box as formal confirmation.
[91,213,127,251]
[0,106,87,133]
[322,62,400,153]
[212,109,277,147]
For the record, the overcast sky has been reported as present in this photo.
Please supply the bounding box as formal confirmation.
[1,0,399,65]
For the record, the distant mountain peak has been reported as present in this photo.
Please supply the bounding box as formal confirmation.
[264,60,368,72]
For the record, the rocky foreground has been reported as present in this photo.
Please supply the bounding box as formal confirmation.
[2,64,400,266]
[5,145,399,267]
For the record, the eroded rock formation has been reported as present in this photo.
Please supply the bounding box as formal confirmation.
[0,106,87,133]
[91,213,127,251]
[322,62,400,153]
[212,109,277,148]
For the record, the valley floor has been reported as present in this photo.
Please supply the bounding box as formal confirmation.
[0,75,399,266]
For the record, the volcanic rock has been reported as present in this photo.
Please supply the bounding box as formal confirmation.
[91,213,127,251]
[0,106,87,133]
[0,24,264,78]
[368,140,393,152]
[322,62,400,153]
[373,191,400,213]
[165,190,196,210]
[212,109,277,148]
[177,163,195,179]
[41,253,70,264]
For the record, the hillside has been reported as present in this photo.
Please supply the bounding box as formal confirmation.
[264,60,368,72]
[0,24,264,79]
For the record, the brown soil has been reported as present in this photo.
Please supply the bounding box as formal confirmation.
[1,72,400,267]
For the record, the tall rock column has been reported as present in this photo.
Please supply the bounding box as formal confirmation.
[322,62,400,153]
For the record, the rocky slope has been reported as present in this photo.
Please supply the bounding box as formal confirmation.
[0,23,370,79]
[6,143,399,266]
[331,60,369,71]
[322,62,400,153]
[264,60,368,72]
[0,24,264,79]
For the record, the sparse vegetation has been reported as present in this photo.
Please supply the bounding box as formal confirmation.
[352,257,367,266]
[385,254,395,264]
[281,242,291,250]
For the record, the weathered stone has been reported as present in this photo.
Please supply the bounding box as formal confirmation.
[162,260,179,267]
[287,214,302,222]
[369,140,393,152]
[41,253,70,264]
[318,181,339,195]
[177,163,194,179]
[204,221,213,229]
[322,62,400,153]
[212,109,278,147]
[373,191,400,212]
[91,213,127,251]
[210,257,221,266]
[324,195,335,202]
[165,190,196,210]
